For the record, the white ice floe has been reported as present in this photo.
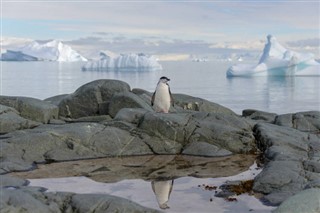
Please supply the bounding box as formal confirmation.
[17,40,87,62]
[29,162,275,213]
[226,35,320,77]
[82,52,162,71]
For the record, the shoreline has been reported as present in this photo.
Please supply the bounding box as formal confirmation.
[1,79,319,212]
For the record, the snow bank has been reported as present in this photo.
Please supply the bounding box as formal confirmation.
[19,40,87,62]
[82,52,162,71]
[227,35,320,77]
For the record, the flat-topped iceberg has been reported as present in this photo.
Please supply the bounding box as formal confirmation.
[82,52,162,71]
[1,50,38,61]
[227,35,320,77]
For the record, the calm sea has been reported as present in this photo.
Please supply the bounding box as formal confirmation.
[1,61,319,114]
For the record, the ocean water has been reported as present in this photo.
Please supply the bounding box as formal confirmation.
[1,61,319,114]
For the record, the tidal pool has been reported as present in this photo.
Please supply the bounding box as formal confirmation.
[11,155,275,212]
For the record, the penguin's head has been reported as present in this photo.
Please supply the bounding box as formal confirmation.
[159,76,170,83]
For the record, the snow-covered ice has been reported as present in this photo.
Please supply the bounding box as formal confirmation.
[82,52,162,71]
[1,40,87,62]
[10,40,88,62]
[226,35,320,77]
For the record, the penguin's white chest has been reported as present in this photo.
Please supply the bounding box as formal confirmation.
[153,83,171,113]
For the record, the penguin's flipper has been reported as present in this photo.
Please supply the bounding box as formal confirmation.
[169,87,174,107]
[151,91,156,106]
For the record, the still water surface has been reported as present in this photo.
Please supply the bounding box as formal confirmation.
[1,61,319,114]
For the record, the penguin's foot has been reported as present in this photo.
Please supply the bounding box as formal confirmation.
[159,203,170,209]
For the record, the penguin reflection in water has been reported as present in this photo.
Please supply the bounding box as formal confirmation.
[151,76,174,113]
[151,180,174,209]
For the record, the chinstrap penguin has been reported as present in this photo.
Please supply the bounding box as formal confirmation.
[151,76,174,113]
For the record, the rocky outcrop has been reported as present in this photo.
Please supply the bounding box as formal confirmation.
[172,93,236,115]
[108,91,153,118]
[0,104,40,134]
[0,109,256,175]
[254,112,320,205]
[138,111,255,154]
[0,79,319,212]
[57,79,131,118]
[0,96,58,123]
[273,188,320,213]
[274,111,320,133]
[242,109,277,123]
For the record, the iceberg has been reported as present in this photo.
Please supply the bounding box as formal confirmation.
[19,40,87,62]
[1,50,38,61]
[226,35,320,77]
[82,52,162,71]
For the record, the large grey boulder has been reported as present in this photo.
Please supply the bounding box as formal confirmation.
[114,108,149,124]
[190,112,256,153]
[242,109,277,123]
[0,175,28,187]
[0,96,59,123]
[104,120,183,155]
[138,111,256,154]
[0,123,105,173]
[1,187,61,213]
[58,79,130,118]
[44,94,68,106]
[253,122,320,205]
[1,108,256,174]
[0,122,154,173]
[274,111,320,132]
[0,187,160,213]
[173,93,236,115]
[138,112,195,145]
[0,104,40,134]
[108,92,153,118]
[89,125,153,156]
[273,188,320,213]
[71,193,160,213]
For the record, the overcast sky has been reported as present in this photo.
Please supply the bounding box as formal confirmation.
[2,0,319,57]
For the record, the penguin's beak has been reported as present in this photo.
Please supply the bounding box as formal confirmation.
[167,78,170,81]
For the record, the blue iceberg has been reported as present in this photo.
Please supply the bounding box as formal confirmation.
[227,35,320,77]
[1,50,38,61]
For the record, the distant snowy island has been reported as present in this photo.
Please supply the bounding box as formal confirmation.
[226,35,320,77]
[1,40,87,62]
[82,52,162,71]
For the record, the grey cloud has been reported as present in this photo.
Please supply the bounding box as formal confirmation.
[67,35,246,58]
[66,35,320,60]
[286,38,320,48]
